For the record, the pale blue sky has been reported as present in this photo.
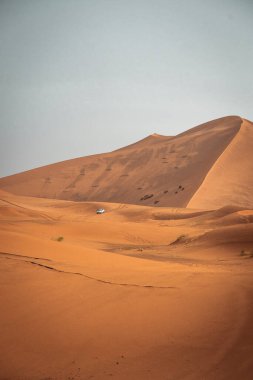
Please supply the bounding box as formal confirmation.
[1,0,253,177]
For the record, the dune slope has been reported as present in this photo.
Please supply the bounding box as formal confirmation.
[188,118,253,209]
[1,192,253,379]
[1,115,252,209]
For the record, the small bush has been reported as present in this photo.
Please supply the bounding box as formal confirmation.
[56,236,64,242]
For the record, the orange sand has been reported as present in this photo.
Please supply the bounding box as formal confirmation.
[0,190,253,379]
[1,116,253,379]
[1,116,252,209]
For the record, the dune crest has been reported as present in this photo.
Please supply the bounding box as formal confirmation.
[188,118,253,209]
[0,115,252,209]
[1,122,253,379]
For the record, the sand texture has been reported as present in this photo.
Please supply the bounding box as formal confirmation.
[1,115,253,379]
[1,190,253,379]
[1,116,252,209]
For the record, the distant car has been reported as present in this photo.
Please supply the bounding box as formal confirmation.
[96,208,105,214]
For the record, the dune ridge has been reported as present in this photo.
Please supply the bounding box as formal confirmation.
[1,115,252,209]
[1,116,253,379]
[188,118,253,209]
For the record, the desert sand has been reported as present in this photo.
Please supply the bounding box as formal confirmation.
[1,116,253,209]
[1,116,253,379]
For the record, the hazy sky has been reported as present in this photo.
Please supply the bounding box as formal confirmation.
[1,0,253,177]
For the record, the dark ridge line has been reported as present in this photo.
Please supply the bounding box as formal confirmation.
[0,251,52,261]
[30,261,177,289]
[0,252,177,290]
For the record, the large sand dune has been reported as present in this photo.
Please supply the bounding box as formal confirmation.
[1,115,252,209]
[1,191,253,379]
[1,115,253,379]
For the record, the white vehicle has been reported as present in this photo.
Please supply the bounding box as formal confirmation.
[96,208,105,214]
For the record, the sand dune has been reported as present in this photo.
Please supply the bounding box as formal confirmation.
[1,115,253,379]
[1,191,253,379]
[1,115,252,209]
[188,118,253,209]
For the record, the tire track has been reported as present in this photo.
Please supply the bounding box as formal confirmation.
[0,198,57,221]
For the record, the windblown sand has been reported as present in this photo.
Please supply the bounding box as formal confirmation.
[1,190,253,379]
[1,116,253,209]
